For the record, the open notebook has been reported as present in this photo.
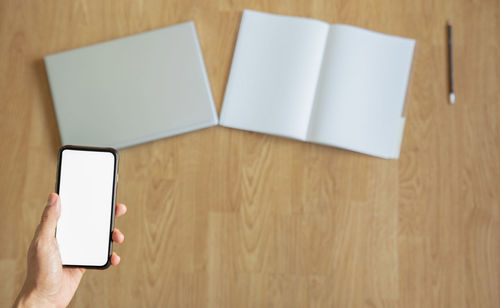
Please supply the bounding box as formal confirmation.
[220,10,415,159]
[45,21,218,149]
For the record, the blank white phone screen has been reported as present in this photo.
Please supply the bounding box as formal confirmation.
[56,149,116,266]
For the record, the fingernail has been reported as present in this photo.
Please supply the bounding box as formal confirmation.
[47,193,57,206]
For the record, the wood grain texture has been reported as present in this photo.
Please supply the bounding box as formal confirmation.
[1,0,499,307]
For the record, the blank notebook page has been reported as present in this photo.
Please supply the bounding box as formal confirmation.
[307,25,415,158]
[45,22,218,149]
[220,10,329,140]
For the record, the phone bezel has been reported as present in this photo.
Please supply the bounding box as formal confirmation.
[55,145,119,269]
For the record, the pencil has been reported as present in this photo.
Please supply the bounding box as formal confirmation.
[447,22,455,104]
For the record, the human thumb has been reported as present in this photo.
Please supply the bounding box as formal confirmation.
[38,193,61,239]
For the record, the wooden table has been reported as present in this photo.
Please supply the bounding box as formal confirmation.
[1,0,499,307]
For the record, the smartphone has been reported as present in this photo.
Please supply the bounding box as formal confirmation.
[55,145,118,269]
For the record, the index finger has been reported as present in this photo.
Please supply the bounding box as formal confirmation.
[115,203,127,217]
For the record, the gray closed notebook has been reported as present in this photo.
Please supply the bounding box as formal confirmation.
[45,21,218,149]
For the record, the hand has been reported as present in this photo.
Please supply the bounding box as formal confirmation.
[14,193,127,308]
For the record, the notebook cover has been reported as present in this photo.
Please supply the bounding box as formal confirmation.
[45,21,218,149]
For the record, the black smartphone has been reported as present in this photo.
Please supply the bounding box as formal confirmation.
[55,145,119,269]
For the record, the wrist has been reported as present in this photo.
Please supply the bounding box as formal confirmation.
[14,288,54,308]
